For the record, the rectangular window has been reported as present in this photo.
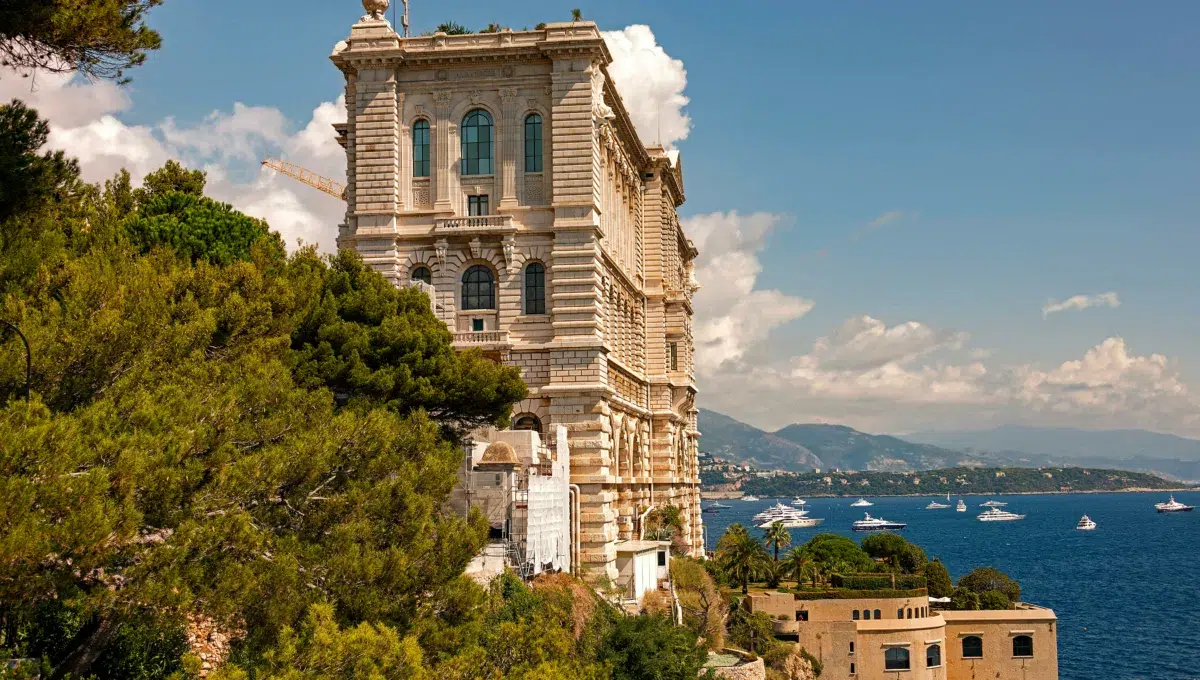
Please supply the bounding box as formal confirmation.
[849,662,855,675]
[657,551,666,567]
[669,342,679,371]
[472,318,484,332]
[468,195,489,216]
[412,120,430,177]
[525,114,543,172]
[849,642,855,654]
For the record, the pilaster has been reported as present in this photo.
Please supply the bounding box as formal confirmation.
[499,87,520,208]
[433,91,454,212]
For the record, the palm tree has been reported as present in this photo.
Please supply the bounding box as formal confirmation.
[571,8,583,21]
[717,532,769,594]
[762,521,791,562]
[784,547,816,588]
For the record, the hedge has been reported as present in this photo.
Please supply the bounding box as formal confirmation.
[792,588,928,601]
[831,573,927,590]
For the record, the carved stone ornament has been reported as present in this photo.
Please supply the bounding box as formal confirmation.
[414,103,428,116]
[435,69,448,81]
[361,0,389,21]
[433,91,453,109]
[503,235,517,273]
[469,89,484,104]
[434,238,448,265]
[502,65,516,78]
[469,237,482,259]
[499,87,519,103]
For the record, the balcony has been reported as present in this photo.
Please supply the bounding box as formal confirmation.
[434,215,514,234]
[453,330,511,350]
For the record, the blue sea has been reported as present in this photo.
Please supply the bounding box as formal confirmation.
[701,491,1200,680]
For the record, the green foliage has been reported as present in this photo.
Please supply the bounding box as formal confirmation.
[860,533,927,573]
[288,249,526,436]
[950,587,980,611]
[762,521,791,562]
[0,0,164,82]
[0,100,81,225]
[726,608,776,657]
[435,21,471,34]
[133,159,207,203]
[669,557,726,650]
[598,613,707,680]
[797,533,877,575]
[957,567,1021,603]
[800,646,823,677]
[830,573,926,590]
[571,8,583,21]
[925,558,953,598]
[123,190,281,265]
[978,590,1012,610]
[783,547,817,588]
[716,524,770,594]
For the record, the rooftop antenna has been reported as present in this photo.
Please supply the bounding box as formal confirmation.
[402,0,410,36]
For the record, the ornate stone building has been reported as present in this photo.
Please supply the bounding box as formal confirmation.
[330,4,703,581]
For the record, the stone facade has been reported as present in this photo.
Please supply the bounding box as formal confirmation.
[747,592,1058,680]
[331,14,702,581]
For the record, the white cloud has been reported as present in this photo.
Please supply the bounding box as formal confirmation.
[603,25,690,149]
[1042,292,1120,318]
[683,212,814,376]
[1,66,347,253]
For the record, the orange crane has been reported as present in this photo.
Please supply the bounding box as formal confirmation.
[261,158,347,200]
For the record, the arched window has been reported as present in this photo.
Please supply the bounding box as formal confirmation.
[863,610,871,620]
[412,119,430,177]
[906,608,913,619]
[411,266,431,285]
[873,609,881,620]
[884,648,910,671]
[513,414,543,433]
[525,113,543,172]
[926,644,942,668]
[461,265,495,310]
[852,610,859,621]
[962,636,983,659]
[1013,635,1033,658]
[524,262,546,315]
[897,608,904,619]
[461,109,494,175]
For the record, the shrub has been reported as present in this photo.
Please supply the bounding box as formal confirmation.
[831,573,926,590]
[957,567,1021,603]
[950,587,980,611]
[979,590,1011,610]
[925,559,953,598]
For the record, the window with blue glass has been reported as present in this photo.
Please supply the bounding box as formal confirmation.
[412,119,430,177]
[411,266,431,285]
[468,195,489,216]
[524,262,546,315]
[884,648,910,671]
[461,265,495,310]
[460,109,493,175]
[525,113,543,172]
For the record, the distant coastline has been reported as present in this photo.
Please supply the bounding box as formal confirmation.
[701,487,1194,500]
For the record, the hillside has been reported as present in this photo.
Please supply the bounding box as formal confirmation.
[903,425,1200,461]
[773,423,966,471]
[737,466,1183,498]
[698,408,821,471]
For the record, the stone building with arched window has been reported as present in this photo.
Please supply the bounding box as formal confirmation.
[330,6,703,582]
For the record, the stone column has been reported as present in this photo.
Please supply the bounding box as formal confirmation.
[433,91,453,212]
[499,87,520,208]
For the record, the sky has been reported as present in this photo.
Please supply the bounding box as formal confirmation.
[4,0,1200,438]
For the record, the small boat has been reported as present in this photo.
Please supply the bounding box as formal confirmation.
[1155,495,1194,513]
[852,513,906,531]
[791,497,807,506]
[710,501,732,509]
[850,498,873,507]
[956,500,967,512]
[741,495,761,502]
[925,500,950,509]
[1076,515,1097,530]
[980,500,1007,508]
[703,507,720,514]
[977,507,1025,522]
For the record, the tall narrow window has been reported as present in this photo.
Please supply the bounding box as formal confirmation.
[468,195,489,216]
[1013,635,1033,658]
[461,265,495,310]
[525,113,543,172]
[926,644,942,668]
[863,610,871,621]
[873,609,881,620]
[412,119,430,177]
[884,648,910,671]
[524,262,546,315]
[461,109,493,175]
[669,342,679,371]
[852,610,859,621]
[962,636,983,659]
[411,266,431,285]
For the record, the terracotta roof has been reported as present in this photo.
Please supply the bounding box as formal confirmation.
[480,441,518,466]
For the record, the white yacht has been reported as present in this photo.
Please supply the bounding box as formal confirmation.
[710,501,732,509]
[791,497,807,506]
[754,503,809,521]
[741,495,761,502]
[754,504,823,529]
[850,498,874,507]
[980,500,1008,508]
[758,515,825,529]
[1076,515,1097,531]
[956,499,967,512]
[1154,495,1194,513]
[977,507,1025,522]
[925,499,950,509]
[852,513,906,531]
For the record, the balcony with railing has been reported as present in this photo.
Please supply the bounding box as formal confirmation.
[434,214,515,234]
[453,330,511,350]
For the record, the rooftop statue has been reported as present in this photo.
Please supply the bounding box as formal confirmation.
[362,0,389,22]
